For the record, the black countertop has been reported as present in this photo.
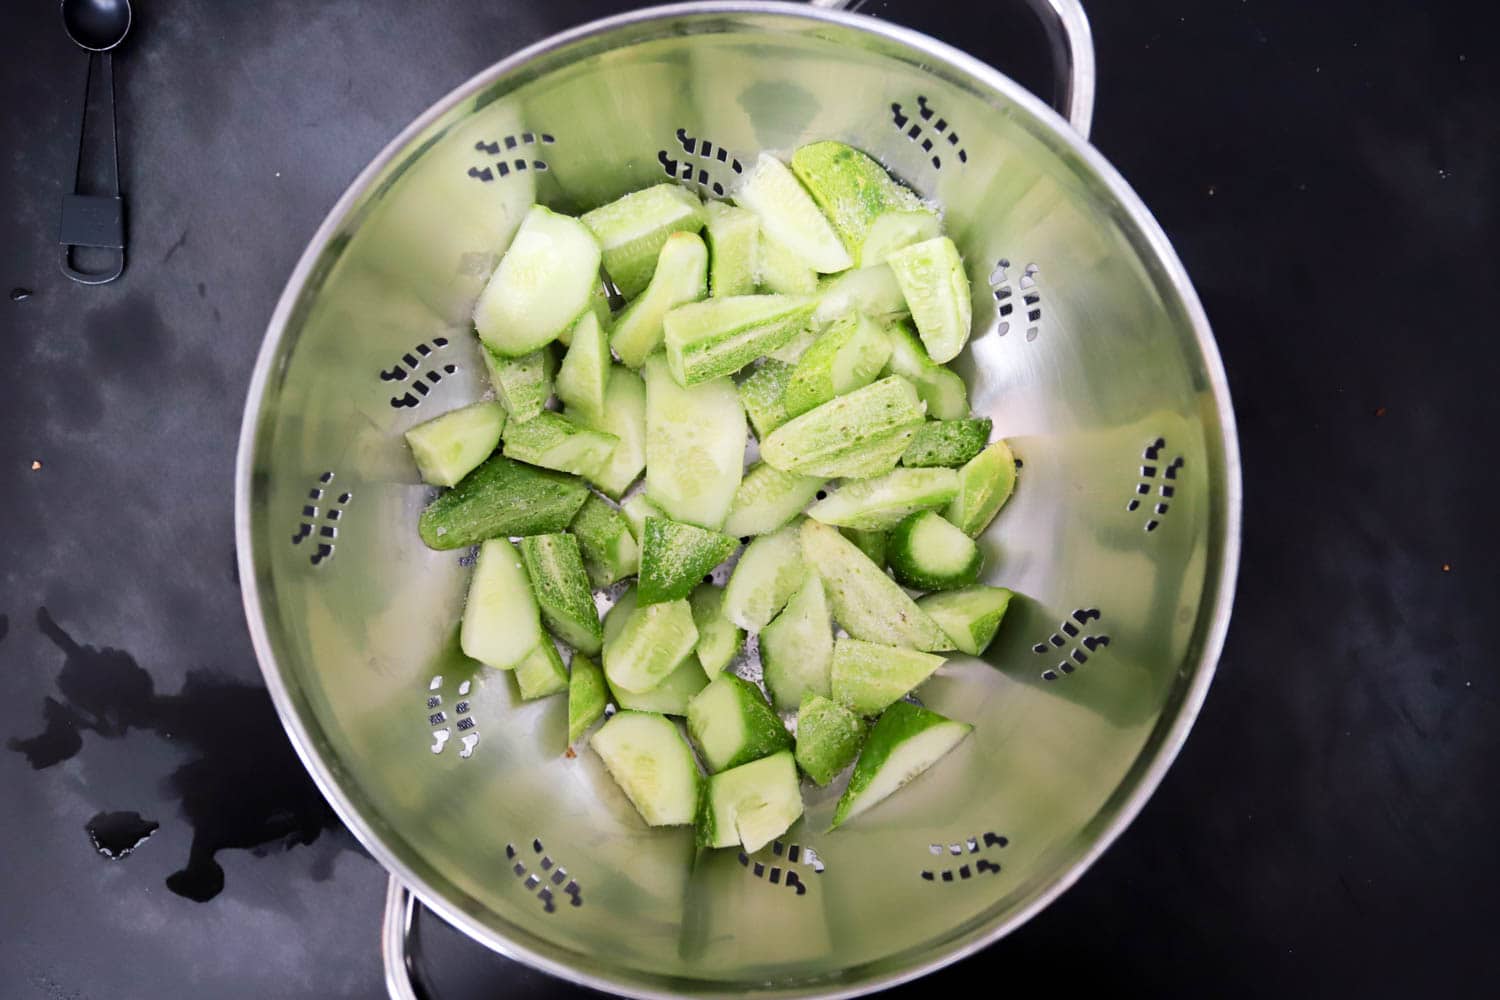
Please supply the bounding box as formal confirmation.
[2,1,1496,997]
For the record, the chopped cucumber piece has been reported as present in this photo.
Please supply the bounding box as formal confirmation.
[760,572,833,711]
[584,280,613,332]
[887,510,983,591]
[474,205,602,357]
[722,462,826,538]
[502,411,618,480]
[592,711,701,826]
[621,493,665,541]
[460,539,543,669]
[830,637,947,716]
[664,294,816,386]
[756,230,820,295]
[703,201,760,297]
[886,236,972,364]
[721,524,805,631]
[814,264,909,327]
[569,493,639,588]
[696,750,803,852]
[404,401,506,488]
[884,321,969,420]
[582,183,707,300]
[783,312,895,417]
[686,673,793,774]
[767,327,819,364]
[554,311,612,424]
[520,533,604,655]
[577,366,646,499]
[568,654,608,745]
[799,520,950,650]
[902,418,991,468]
[916,586,1013,656]
[760,375,927,479]
[643,355,746,530]
[945,440,1018,537]
[689,583,744,678]
[736,359,794,440]
[862,208,942,267]
[482,344,556,424]
[841,527,887,568]
[418,455,589,549]
[514,639,569,701]
[602,589,699,694]
[611,653,708,716]
[638,517,738,605]
[832,702,970,828]
[610,232,709,368]
[788,141,923,265]
[736,153,852,273]
[808,467,960,531]
[794,693,866,786]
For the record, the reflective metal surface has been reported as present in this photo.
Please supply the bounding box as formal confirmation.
[235,3,1240,997]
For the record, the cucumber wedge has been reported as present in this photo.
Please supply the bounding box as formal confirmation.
[502,411,618,480]
[814,264,909,327]
[721,524,805,631]
[884,321,969,420]
[916,586,1013,656]
[783,311,894,417]
[767,326,819,364]
[601,588,699,694]
[569,492,639,588]
[832,702,971,828]
[799,520,950,650]
[807,467,960,531]
[611,654,708,716]
[404,401,506,488]
[722,462,826,538]
[737,153,852,273]
[794,693,866,786]
[582,183,707,300]
[474,205,602,357]
[568,654,608,745]
[514,639,569,701]
[887,510,983,591]
[689,583,744,678]
[696,750,804,853]
[621,493,665,541]
[886,236,972,364]
[460,539,543,669]
[686,673,793,774]
[638,517,738,605]
[760,572,833,712]
[554,311,612,424]
[757,230,821,295]
[830,637,947,716]
[760,376,927,480]
[828,427,922,480]
[610,232,709,368]
[664,294,816,386]
[736,359,795,440]
[703,201,760,297]
[418,455,589,550]
[592,711,701,827]
[577,366,646,499]
[643,355,746,530]
[902,418,991,468]
[788,140,923,265]
[483,344,556,424]
[861,208,942,267]
[520,533,604,655]
[841,527,887,568]
[945,440,1018,537]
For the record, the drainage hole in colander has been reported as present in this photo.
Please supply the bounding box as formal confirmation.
[425,675,479,759]
[506,839,582,913]
[381,338,456,408]
[921,831,1007,882]
[291,472,350,566]
[468,134,554,183]
[891,95,967,170]
[1032,610,1110,681]
[658,127,744,198]
[1126,438,1185,531]
[990,260,1042,340]
[738,840,825,896]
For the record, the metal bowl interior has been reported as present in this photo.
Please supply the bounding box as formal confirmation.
[236,3,1240,997]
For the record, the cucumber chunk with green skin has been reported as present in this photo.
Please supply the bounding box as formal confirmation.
[514,639,570,701]
[789,141,923,265]
[483,344,555,424]
[721,524,805,631]
[554,311,612,424]
[756,230,821,295]
[502,411,618,480]
[902,418,992,468]
[643,355,746,530]
[703,201,760,297]
[569,493,639,588]
[568,654,608,745]
[577,366,646,499]
[638,517,738,605]
[814,264,909,327]
[621,493,665,541]
[886,236,972,364]
[689,584,744,678]
[611,653,708,716]
[736,153,853,273]
[884,321,969,420]
[808,467,960,531]
[584,280,614,332]
[686,673,793,774]
[722,462,826,538]
[783,312,894,417]
[760,375,927,480]
[826,426,921,480]
[832,701,971,828]
[460,539,543,669]
[610,232,709,369]
[945,440,1018,537]
[474,205,602,357]
[841,527,887,568]
[794,694,867,786]
[799,520,950,650]
[766,326,819,364]
[520,533,604,655]
[664,294,817,386]
[592,710,701,827]
[419,455,589,549]
[887,510,983,591]
[582,183,707,300]
[831,637,947,716]
[601,588,699,694]
[404,401,506,488]
[736,359,795,440]
[696,750,803,852]
[760,572,834,712]
[916,586,1013,656]
[861,208,942,267]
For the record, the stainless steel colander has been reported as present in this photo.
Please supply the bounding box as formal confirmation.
[235,2,1241,996]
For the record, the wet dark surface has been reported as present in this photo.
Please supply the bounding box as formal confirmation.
[1,0,1496,997]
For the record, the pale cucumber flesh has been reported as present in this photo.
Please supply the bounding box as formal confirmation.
[404,401,506,488]
[460,539,543,669]
[475,205,602,357]
[592,711,701,826]
[643,355,746,530]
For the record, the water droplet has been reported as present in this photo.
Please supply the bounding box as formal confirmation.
[10,288,32,301]
[87,810,160,860]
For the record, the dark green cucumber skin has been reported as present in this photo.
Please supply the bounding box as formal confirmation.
[694,674,793,773]
[886,510,983,591]
[794,694,867,786]
[833,701,965,827]
[569,492,636,588]
[638,518,739,605]
[520,533,604,654]
[841,527,888,568]
[418,455,590,549]
[902,418,992,468]
[737,359,795,440]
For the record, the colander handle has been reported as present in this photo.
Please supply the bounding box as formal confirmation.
[382,877,427,1000]
[811,0,1096,138]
